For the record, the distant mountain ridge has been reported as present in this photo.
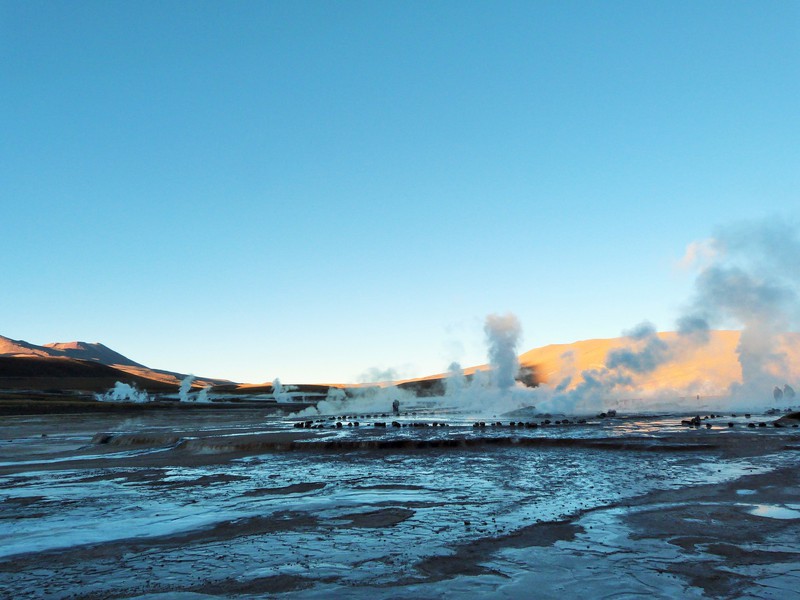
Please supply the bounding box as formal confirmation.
[0,335,147,367]
[42,341,146,368]
[0,335,230,387]
[0,335,60,359]
[4,331,799,398]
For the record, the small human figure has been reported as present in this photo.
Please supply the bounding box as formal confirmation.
[392,399,400,416]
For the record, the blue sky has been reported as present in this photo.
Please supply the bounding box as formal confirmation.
[1,1,798,383]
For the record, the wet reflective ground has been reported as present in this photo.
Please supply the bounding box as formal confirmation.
[1,407,799,598]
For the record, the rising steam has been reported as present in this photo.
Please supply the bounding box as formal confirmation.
[679,218,800,402]
[179,374,195,403]
[95,382,150,403]
[537,217,800,413]
[292,219,799,419]
[484,312,522,391]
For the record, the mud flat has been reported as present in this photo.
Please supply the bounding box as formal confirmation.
[1,411,799,598]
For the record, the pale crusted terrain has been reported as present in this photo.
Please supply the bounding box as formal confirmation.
[1,410,799,598]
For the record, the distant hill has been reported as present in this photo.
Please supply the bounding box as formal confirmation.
[0,335,61,359]
[0,355,179,392]
[0,335,231,389]
[517,330,800,395]
[4,330,798,400]
[43,341,146,368]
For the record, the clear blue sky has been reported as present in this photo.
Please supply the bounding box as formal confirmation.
[1,1,798,383]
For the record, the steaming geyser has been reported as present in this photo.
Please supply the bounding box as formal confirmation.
[484,312,522,391]
[179,374,195,402]
[95,382,150,403]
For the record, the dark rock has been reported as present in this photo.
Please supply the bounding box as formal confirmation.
[774,411,800,427]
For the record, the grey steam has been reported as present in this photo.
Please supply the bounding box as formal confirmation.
[679,218,800,400]
[544,217,800,411]
[484,312,522,391]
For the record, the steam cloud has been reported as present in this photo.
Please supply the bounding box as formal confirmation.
[358,367,400,384]
[272,378,297,402]
[296,218,799,419]
[484,312,522,391]
[95,382,150,403]
[179,374,195,403]
[679,218,800,402]
[445,361,466,396]
[605,322,670,374]
[539,216,800,413]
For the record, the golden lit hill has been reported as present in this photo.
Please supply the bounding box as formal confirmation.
[518,330,800,395]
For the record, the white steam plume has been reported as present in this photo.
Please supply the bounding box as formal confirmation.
[537,217,800,414]
[445,361,466,396]
[272,378,297,402]
[179,374,196,402]
[95,382,150,403]
[679,218,800,403]
[484,312,522,391]
[358,367,400,384]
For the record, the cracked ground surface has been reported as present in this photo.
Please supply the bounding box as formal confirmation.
[1,410,799,598]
